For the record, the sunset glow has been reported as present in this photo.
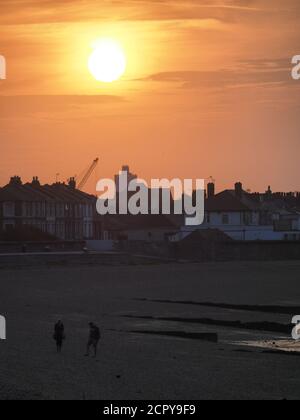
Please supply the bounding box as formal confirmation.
[1,1,300,193]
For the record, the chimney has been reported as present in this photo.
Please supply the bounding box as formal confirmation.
[31,176,40,187]
[207,182,215,198]
[235,182,243,198]
[266,186,272,197]
[68,177,76,189]
[9,176,22,186]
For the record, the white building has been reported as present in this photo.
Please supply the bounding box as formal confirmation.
[173,183,300,242]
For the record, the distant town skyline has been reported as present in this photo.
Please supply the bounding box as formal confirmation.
[1,169,299,197]
[1,0,300,192]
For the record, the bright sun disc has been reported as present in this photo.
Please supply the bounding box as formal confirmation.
[88,39,127,83]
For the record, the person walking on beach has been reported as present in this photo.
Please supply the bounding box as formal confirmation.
[85,322,101,358]
[53,320,65,353]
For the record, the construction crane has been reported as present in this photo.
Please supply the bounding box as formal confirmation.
[76,158,99,190]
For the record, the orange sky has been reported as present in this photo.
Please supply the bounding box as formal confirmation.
[1,0,300,193]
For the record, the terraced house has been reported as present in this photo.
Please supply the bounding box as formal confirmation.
[0,176,97,240]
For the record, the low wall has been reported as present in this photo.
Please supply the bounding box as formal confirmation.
[117,240,171,259]
[0,251,168,269]
[2,240,300,266]
[86,240,115,252]
[222,241,300,262]
[0,241,85,254]
[175,240,300,262]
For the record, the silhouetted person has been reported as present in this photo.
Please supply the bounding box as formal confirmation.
[53,320,65,353]
[85,323,101,358]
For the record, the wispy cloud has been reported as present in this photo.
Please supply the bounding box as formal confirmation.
[138,58,294,89]
[1,0,295,25]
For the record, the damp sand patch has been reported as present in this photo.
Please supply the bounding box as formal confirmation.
[231,340,300,355]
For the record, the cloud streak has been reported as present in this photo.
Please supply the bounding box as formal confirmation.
[0,0,295,25]
[138,58,295,90]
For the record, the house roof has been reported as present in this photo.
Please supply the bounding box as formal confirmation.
[0,179,96,203]
[180,229,232,243]
[260,198,300,216]
[0,184,40,202]
[44,184,95,203]
[205,190,260,212]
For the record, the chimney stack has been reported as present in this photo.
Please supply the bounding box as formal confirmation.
[207,182,215,198]
[266,186,272,197]
[9,176,22,186]
[235,182,243,198]
[31,176,40,186]
[68,177,76,189]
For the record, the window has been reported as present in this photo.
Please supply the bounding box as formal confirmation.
[3,202,14,217]
[243,212,253,226]
[222,214,229,224]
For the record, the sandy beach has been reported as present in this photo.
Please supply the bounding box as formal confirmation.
[0,260,300,400]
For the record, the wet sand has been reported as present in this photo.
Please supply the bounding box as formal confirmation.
[0,260,300,400]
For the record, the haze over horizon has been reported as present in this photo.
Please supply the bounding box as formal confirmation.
[1,0,300,193]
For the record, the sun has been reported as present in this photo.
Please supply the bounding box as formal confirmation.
[88,39,127,83]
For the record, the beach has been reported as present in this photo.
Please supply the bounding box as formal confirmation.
[0,260,300,400]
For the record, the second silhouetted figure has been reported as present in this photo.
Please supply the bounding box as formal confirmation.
[85,322,101,358]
